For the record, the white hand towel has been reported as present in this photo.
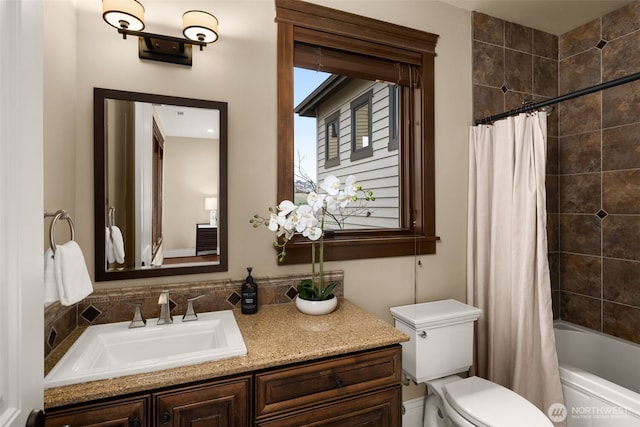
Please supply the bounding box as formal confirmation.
[44,248,59,306]
[106,227,115,264]
[53,241,94,306]
[110,225,125,264]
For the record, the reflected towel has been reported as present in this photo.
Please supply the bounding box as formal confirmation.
[44,248,58,306]
[110,225,125,264]
[53,241,94,306]
[106,227,115,264]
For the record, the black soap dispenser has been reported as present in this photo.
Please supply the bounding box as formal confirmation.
[241,267,258,314]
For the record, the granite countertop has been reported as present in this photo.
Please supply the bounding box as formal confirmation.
[44,298,408,409]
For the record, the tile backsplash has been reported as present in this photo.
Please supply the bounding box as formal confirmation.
[45,270,344,358]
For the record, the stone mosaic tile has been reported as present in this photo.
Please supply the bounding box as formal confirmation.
[602,215,640,261]
[603,258,640,307]
[559,173,601,214]
[558,131,601,174]
[559,48,601,95]
[602,30,640,81]
[533,29,558,59]
[602,1,640,41]
[472,12,504,45]
[558,18,601,60]
[558,214,601,256]
[603,170,640,214]
[505,21,532,53]
[602,122,640,171]
[602,79,640,128]
[603,301,640,345]
[559,253,601,298]
[559,291,601,331]
[473,41,504,87]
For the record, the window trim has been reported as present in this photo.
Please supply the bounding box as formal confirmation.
[324,111,341,168]
[276,0,439,264]
[350,90,373,162]
[388,85,400,151]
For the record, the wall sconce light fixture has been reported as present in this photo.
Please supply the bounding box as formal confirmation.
[102,0,218,66]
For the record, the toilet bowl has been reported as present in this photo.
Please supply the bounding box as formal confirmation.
[390,300,553,427]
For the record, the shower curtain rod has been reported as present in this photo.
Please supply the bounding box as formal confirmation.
[475,71,640,125]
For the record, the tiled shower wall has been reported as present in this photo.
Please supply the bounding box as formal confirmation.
[472,1,640,345]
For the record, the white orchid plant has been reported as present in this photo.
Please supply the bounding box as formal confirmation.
[251,175,374,301]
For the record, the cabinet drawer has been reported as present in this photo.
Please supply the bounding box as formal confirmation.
[255,345,401,418]
[45,395,149,427]
[256,386,402,427]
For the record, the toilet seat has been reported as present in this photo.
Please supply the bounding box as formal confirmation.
[444,376,553,427]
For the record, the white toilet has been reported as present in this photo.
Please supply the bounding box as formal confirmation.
[390,299,553,427]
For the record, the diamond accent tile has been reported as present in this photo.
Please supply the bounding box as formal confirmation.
[169,299,177,312]
[81,305,101,323]
[596,40,607,49]
[596,209,608,219]
[227,292,241,306]
[501,84,509,94]
[47,328,57,348]
[285,286,298,300]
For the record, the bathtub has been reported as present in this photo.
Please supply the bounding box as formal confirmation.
[554,321,640,426]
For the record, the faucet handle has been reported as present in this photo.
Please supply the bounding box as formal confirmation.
[124,302,146,328]
[183,294,206,322]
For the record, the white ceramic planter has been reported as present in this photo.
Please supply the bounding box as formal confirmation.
[295,295,338,315]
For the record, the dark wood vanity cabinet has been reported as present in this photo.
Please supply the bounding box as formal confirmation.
[45,395,149,427]
[45,346,402,427]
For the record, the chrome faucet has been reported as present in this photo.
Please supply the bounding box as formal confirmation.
[157,290,173,325]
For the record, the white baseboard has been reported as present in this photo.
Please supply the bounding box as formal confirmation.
[403,396,425,427]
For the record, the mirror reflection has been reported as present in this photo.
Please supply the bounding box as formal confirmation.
[294,67,401,230]
[94,88,228,281]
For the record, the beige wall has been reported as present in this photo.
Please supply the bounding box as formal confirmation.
[43,0,473,400]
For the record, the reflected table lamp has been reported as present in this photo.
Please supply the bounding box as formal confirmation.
[205,197,217,227]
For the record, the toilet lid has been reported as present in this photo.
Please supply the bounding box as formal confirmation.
[444,377,553,427]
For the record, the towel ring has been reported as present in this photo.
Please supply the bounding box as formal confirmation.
[45,210,75,254]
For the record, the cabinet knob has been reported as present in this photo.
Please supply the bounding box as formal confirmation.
[160,411,172,424]
[130,418,142,427]
[334,377,344,388]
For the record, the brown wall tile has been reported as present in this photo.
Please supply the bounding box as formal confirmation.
[505,21,532,53]
[473,12,504,45]
[559,173,601,214]
[603,215,640,260]
[559,253,601,297]
[547,136,559,174]
[602,122,640,171]
[602,1,640,41]
[603,258,640,307]
[473,84,504,122]
[533,29,558,59]
[547,213,559,252]
[559,48,601,95]
[559,93,602,136]
[602,79,640,128]
[603,170,640,214]
[560,291,601,331]
[533,57,558,98]
[558,214,601,256]
[505,50,532,93]
[552,289,560,319]
[603,301,640,344]
[546,174,559,213]
[602,31,640,81]
[473,41,505,87]
[559,18,601,60]
[549,252,560,290]
[558,131,601,174]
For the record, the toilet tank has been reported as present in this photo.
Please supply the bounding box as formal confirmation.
[390,299,481,383]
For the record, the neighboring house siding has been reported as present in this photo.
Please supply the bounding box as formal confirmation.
[316,79,400,229]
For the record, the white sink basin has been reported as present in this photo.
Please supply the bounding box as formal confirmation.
[45,310,247,388]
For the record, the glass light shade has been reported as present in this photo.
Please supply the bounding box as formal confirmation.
[205,197,218,210]
[103,0,145,31]
[183,10,218,43]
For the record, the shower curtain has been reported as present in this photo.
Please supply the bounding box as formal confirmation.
[467,112,565,421]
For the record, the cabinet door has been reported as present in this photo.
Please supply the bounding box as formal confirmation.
[154,376,250,427]
[256,387,402,427]
[45,396,148,427]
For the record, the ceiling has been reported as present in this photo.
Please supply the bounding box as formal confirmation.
[439,0,634,35]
